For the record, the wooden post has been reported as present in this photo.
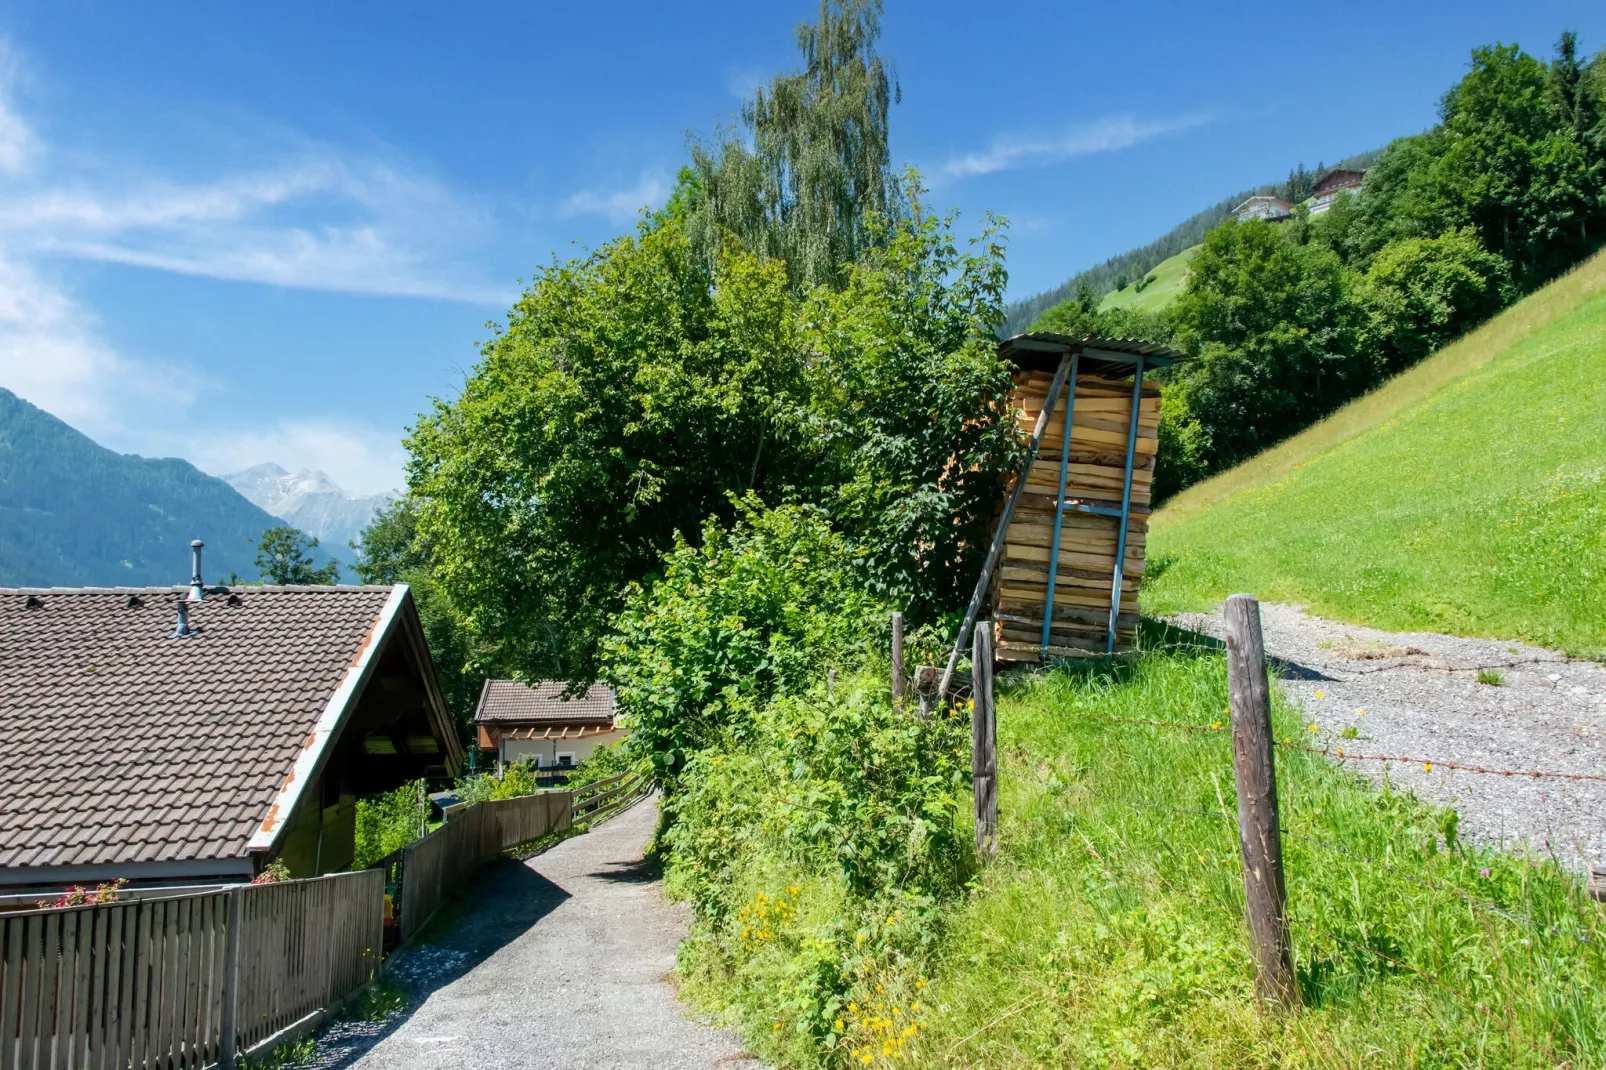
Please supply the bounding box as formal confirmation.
[219,886,243,1068]
[891,611,906,706]
[827,668,837,699]
[914,665,938,718]
[971,622,998,858]
[1223,594,1299,1010]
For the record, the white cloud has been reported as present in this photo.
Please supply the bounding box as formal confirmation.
[0,42,34,175]
[937,114,1210,180]
[561,172,670,226]
[175,420,408,498]
[0,248,192,432]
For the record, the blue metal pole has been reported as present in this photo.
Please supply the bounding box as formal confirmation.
[1107,357,1145,655]
[1040,356,1079,659]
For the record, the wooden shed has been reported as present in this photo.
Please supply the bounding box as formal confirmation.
[942,333,1186,684]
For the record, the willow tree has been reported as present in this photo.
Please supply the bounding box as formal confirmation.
[686,0,902,288]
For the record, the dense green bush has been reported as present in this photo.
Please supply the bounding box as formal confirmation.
[353,781,426,870]
[605,498,879,786]
[667,675,972,1067]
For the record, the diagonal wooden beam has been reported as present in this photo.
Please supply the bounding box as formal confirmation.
[940,353,1074,698]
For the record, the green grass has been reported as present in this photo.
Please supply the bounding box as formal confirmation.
[1099,245,1198,314]
[1145,247,1606,657]
[905,653,1606,1068]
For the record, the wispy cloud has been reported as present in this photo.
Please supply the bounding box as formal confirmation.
[938,114,1211,180]
[561,172,670,226]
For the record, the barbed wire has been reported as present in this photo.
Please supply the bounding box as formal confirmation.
[1276,741,1606,784]
[1015,701,1229,735]
[1010,698,1606,784]
[1018,751,1601,947]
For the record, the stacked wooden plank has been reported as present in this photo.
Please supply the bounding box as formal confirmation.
[991,368,1161,662]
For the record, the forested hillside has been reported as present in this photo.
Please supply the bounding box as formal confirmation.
[1001,151,1380,335]
[1145,246,1606,656]
[0,388,302,587]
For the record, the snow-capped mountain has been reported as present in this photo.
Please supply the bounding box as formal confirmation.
[223,463,391,559]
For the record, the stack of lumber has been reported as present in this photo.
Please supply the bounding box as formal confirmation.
[991,368,1161,662]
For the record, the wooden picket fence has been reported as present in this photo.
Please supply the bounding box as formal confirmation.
[393,791,572,941]
[0,869,381,1070]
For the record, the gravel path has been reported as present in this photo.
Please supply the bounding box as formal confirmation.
[300,795,761,1070]
[1169,603,1606,877]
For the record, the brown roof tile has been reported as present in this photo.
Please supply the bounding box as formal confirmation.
[474,680,615,727]
[0,585,393,874]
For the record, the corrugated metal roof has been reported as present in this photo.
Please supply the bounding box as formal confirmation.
[997,332,1187,368]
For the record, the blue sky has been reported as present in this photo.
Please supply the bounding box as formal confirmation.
[0,1,1599,494]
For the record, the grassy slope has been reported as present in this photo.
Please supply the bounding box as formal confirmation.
[1099,245,1197,314]
[908,656,1606,1067]
[1145,247,1606,657]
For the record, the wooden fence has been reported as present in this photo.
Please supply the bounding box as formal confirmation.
[0,869,381,1070]
[393,791,572,940]
[569,772,650,825]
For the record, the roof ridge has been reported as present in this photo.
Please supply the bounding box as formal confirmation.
[0,584,396,595]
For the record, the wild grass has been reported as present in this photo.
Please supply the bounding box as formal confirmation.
[903,652,1606,1068]
[1100,245,1197,314]
[1145,246,1606,657]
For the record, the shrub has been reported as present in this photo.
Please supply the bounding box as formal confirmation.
[667,674,972,1067]
[353,780,427,870]
[604,498,880,787]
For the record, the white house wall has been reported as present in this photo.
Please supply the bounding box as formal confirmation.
[502,728,630,768]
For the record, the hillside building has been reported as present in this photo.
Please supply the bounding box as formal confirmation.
[1310,169,1366,214]
[1232,195,1294,223]
[475,680,627,770]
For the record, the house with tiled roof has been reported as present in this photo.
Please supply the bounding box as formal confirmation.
[475,680,626,771]
[1310,168,1366,214]
[0,557,463,892]
[1232,195,1293,223]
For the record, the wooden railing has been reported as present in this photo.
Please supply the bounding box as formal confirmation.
[570,771,651,825]
[393,791,572,941]
[0,869,381,1070]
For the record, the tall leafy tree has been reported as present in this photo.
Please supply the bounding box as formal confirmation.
[686,0,901,289]
[255,526,340,585]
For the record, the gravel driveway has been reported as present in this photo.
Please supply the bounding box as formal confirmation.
[1168,603,1606,878]
[300,795,761,1070]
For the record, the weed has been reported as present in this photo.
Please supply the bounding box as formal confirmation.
[1477,668,1505,686]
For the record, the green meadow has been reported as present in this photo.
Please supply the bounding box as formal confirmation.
[1144,248,1606,658]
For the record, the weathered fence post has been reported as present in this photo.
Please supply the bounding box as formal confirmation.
[1223,593,1299,1010]
[219,885,244,1068]
[828,668,837,699]
[914,665,938,718]
[891,611,905,707]
[972,622,999,858]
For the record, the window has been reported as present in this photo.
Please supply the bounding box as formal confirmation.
[556,752,576,768]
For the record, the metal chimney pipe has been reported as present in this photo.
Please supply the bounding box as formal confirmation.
[187,539,205,602]
[171,600,197,638]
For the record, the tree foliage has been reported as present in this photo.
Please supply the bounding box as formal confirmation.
[1144,32,1606,500]
[254,526,339,585]
[603,499,879,785]
[686,0,901,289]
[404,192,1014,686]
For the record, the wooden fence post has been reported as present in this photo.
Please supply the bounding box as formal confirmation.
[971,622,999,858]
[1223,593,1299,1010]
[891,611,905,707]
[828,668,837,699]
[219,886,243,1068]
[914,665,938,718]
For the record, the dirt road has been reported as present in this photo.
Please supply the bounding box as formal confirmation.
[1171,603,1606,876]
[302,796,760,1070]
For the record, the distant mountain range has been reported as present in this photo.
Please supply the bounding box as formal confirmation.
[0,387,323,587]
[223,464,390,562]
